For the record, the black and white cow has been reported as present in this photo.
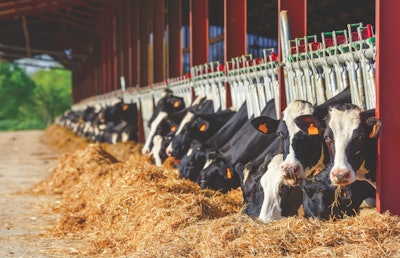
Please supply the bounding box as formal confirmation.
[149,96,216,166]
[323,104,381,186]
[196,99,278,193]
[166,108,236,160]
[177,103,249,182]
[301,163,376,220]
[141,89,186,155]
[240,88,352,223]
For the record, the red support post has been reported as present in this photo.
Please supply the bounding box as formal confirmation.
[224,0,247,109]
[168,0,182,78]
[277,0,307,115]
[140,0,150,86]
[132,0,140,86]
[153,0,166,83]
[376,0,400,215]
[190,0,208,66]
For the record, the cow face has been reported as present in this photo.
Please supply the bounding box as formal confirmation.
[179,140,206,182]
[252,100,326,186]
[325,104,381,186]
[197,153,240,193]
[142,90,185,155]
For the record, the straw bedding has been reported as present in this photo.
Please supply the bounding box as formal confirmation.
[31,125,400,257]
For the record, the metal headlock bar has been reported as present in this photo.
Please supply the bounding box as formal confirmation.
[72,22,376,132]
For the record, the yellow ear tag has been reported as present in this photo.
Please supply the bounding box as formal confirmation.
[199,123,207,132]
[258,123,268,134]
[123,104,129,111]
[173,100,180,108]
[170,125,177,132]
[308,124,319,135]
[369,123,378,138]
[226,167,232,179]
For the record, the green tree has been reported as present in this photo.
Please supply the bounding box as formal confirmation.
[0,63,36,120]
[29,69,72,125]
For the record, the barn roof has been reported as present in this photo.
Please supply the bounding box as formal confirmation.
[0,0,113,71]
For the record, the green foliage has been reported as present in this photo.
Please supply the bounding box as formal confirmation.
[0,63,36,120]
[29,69,72,125]
[0,62,72,131]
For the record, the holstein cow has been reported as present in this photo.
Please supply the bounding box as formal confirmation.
[149,95,216,166]
[301,163,376,220]
[293,103,380,220]
[177,103,248,182]
[240,100,328,222]
[196,99,278,193]
[166,108,236,160]
[240,88,353,222]
[141,89,186,156]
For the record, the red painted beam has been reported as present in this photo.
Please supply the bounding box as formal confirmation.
[376,0,400,215]
[168,0,182,78]
[190,0,208,66]
[139,0,150,86]
[224,0,247,108]
[153,0,165,83]
[277,0,306,115]
[131,0,140,87]
[224,0,246,61]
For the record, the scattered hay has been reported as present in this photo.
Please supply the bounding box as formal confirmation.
[32,125,400,257]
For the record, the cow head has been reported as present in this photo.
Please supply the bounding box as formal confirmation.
[142,89,185,155]
[251,100,327,186]
[325,104,381,186]
[196,151,240,193]
[178,140,207,182]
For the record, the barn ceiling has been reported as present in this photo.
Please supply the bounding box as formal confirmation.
[0,0,113,71]
[0,0,375,72]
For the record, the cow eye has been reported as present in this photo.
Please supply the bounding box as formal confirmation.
[277,131,285,138]
[354,135,364,142]
[324,135,333,143]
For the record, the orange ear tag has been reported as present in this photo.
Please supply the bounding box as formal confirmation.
[369,123,378,138]
[123,104,129,111]
[258,123,268,134]
[199,123,207,132]
[170,125,177,132]
[173,100,180,108]
[308,124,319,135]
[226,167,232,179]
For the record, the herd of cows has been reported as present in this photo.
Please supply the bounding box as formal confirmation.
[59,87,381,222]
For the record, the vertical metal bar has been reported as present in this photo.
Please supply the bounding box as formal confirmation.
[190,0,208,66]
[140,0,150,86]
[376,0,400,215]
[278,0,307,117]
[168,0,182,78]
[132,0,140,86]
[154,0,165,83]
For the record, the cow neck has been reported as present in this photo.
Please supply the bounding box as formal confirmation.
[304,142,327,177]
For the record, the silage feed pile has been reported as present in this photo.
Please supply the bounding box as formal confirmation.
[32,125,400,257]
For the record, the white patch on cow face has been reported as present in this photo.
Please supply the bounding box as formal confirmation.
[175,112,194,135]
[150,135,163,167]
[121,132,129,142]
[259,154,284,223]
[165,111,194,155]
[142,111,168,155]
[203,159,213,170]
[328,107,360,185]
[281,101,314,176]
[111,133,118,144]
[186,148,193,157]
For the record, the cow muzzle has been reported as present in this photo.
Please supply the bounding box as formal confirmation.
[330,168,354,186]
[281,163,303,186]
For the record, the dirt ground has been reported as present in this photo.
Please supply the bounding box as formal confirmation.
[0,130,82,257]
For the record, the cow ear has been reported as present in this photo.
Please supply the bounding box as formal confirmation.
[295,115,322,135]
[366,117,382,138]
[198,121,209,132]
[251,116,279,134]
[170,125,177,133]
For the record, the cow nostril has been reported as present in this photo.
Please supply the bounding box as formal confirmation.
[332,169,350,182]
